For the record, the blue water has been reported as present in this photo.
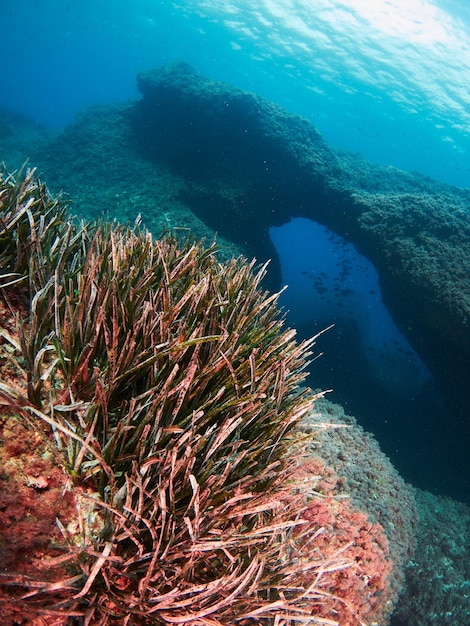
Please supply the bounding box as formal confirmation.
[2,0,470,187]
[270,218,431,397]
[269,218,446,496]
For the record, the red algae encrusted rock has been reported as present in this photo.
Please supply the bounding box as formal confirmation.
[0,415,73,570]
[297,493,393,626]
[298,396,418,621]
[0,293,77,625]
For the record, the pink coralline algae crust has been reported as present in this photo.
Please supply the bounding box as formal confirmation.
[0,413,77,624]
[299,494,393,626]
[298,397,418,622]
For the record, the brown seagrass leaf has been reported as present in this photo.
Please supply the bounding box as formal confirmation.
[150,557,264,620]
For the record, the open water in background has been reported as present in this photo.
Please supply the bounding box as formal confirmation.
[2,0,470,187]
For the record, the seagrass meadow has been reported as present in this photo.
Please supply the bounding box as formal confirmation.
[0,167,397,625]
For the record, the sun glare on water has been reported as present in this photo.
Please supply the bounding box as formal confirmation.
[342,0,455,45]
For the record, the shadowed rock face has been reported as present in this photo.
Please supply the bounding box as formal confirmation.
[133,62,470,463]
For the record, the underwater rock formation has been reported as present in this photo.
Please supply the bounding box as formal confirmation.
[305,400,470,626]
[392,488,470,626]
[133,62,470,494]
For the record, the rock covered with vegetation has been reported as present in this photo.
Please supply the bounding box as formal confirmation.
[393,488,470,626]
[0,167,413,625]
